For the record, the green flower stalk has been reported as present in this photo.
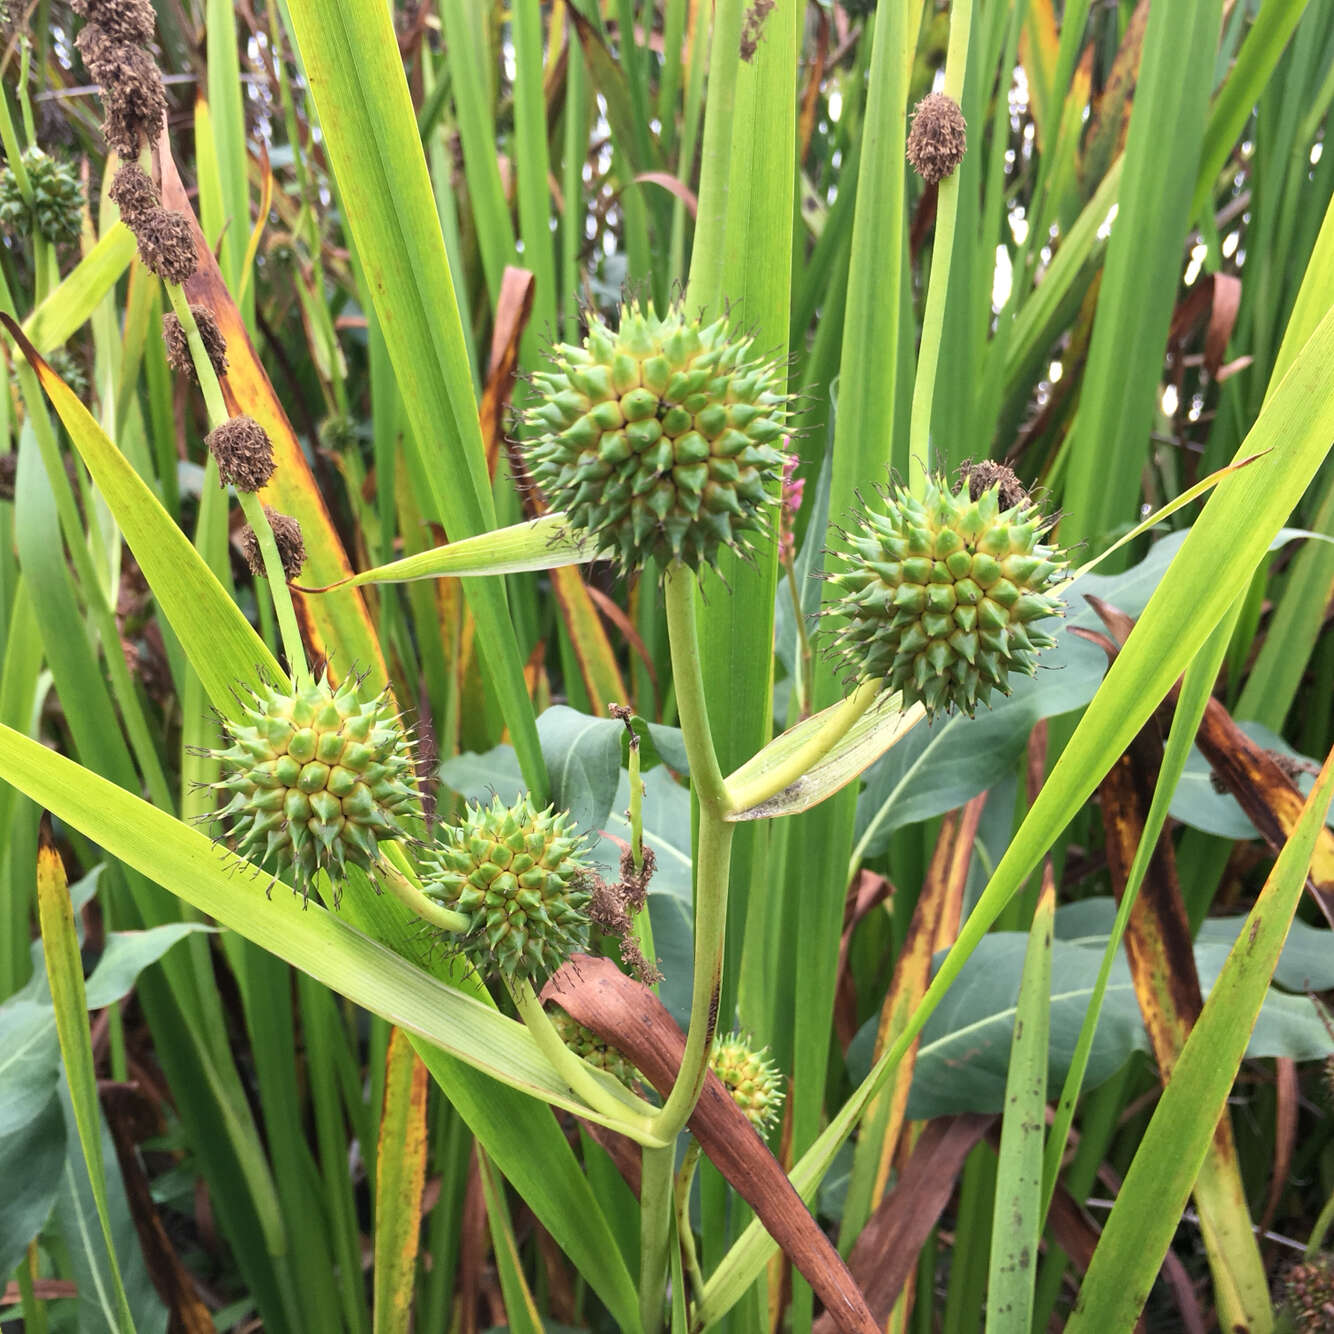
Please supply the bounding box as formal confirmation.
[524,300,790,573]
[826,472,1065,718]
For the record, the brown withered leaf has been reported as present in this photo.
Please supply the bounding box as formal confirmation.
[812,1115,993,1332]
[1081,595,1334,925]
[102,1083,217,1332]
[543,956,878,1333]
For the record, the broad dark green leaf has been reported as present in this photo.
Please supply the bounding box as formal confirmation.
[850,934,1334,1119]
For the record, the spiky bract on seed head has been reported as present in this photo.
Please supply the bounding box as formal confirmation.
[710,1034,784,1132]
[524,301,789,574]
[826,474,1065,719]
[241,508,305,580]
[0,149,83,245]
[421,795,592,983]
[208,415,275,492]
[207,673,419,902]
[548,1007,640,1089]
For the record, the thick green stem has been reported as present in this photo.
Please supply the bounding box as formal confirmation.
[652,808,733,1138]
[507,978,666,1143]
[639,1142,676,1334]
[654,564,734,1137]
[663,563,728,811]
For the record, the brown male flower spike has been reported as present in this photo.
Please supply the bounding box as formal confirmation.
[207,416,276,493]
[241,509,305,580]
[163,306,228,378]
[132,207,197,285]
[907,91,967,184]
[75,27,166,157]
[108,163,159,226]
[71,0,155,46]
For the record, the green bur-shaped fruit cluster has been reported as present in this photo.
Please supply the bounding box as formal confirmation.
[710,1035,784,1132]
[0,148,84,245]
[828,476,1065,718]
[525,302,789,572]
[423,796,592,982]
[548,1008,640,1089]
[209,674,418,899]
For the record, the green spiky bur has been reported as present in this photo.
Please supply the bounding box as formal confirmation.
[710,1034,784,1132]
[422,795,592,982]
[548,1007,641,1090]
[0,148,84,245]
[208,673,418,900]
[524,301,789,572]
[827,476,1065,719]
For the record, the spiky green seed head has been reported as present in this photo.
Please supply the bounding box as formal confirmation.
[208,673,418,900]
[1280,1254,1334,1333]
[548,1007,640,1089]
[826,474,1065,719]
[422,795,592,983]
[524,301,789,573]
[710,1034,784,1132]
[0,149,84,245]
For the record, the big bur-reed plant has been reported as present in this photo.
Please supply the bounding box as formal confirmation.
[2,1,1334,1332]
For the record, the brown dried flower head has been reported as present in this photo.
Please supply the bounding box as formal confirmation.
[76,28,166,156]
[132,207,197,285]
[163,306,228,378]
[959,458,1029,510]
[108,163,158,226]
[72,0,156,46]
[906,91,967,184]
[207,415,276,492]
[241,508,305,580]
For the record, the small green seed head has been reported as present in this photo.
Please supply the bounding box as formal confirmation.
[524,300,790,574]
[825,472,1065,719]
[710,1034,784,1132]
[206,673,419,902]
[1280,1254,1334,1334]
[548,1007,640,1089]
[0,149,84,245]
[421,795,592,983]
